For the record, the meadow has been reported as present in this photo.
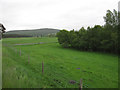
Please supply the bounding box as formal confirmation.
[2,37,118,88]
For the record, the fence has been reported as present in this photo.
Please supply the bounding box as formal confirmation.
[3,44,83,89]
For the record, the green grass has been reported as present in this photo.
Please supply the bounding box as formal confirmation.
[2,37,118,88]
[3,37,57,45]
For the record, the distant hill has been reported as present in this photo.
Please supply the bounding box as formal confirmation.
[4,28,60,38]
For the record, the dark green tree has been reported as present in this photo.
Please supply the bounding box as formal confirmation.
[57,9,118,54]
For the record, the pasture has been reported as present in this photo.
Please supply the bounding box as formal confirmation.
[2,37,118,88]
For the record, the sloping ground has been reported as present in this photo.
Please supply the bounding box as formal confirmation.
[2,37,118,88]
[2,37,57,45]
[4,28,60,37]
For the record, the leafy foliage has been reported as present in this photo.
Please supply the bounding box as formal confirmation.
[57,10,118,54]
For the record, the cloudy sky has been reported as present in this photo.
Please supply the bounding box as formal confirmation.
[0,0,119,31]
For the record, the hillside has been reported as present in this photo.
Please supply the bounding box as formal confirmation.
[2,37,118,88]
[4,28,60,37]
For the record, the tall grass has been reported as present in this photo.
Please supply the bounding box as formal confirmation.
[2,37,118,88]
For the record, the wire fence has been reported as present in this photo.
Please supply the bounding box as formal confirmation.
[3,44,83,89]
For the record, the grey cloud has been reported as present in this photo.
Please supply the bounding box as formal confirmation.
[0,0,119,31]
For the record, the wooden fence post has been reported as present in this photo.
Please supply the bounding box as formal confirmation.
[28,55,30,64]
[20,49,21,56]
[14,49,17,54]
[15,50,17,54]
[42,61,44,74]
[79,79,82,90]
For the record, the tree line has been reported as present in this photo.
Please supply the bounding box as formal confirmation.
[57,9,119,54]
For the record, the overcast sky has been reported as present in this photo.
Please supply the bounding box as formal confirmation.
[0,0,119,31]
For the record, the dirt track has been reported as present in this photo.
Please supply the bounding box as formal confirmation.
[14,42,58,46]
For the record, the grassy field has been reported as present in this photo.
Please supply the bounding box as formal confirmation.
[2,37,118,88]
